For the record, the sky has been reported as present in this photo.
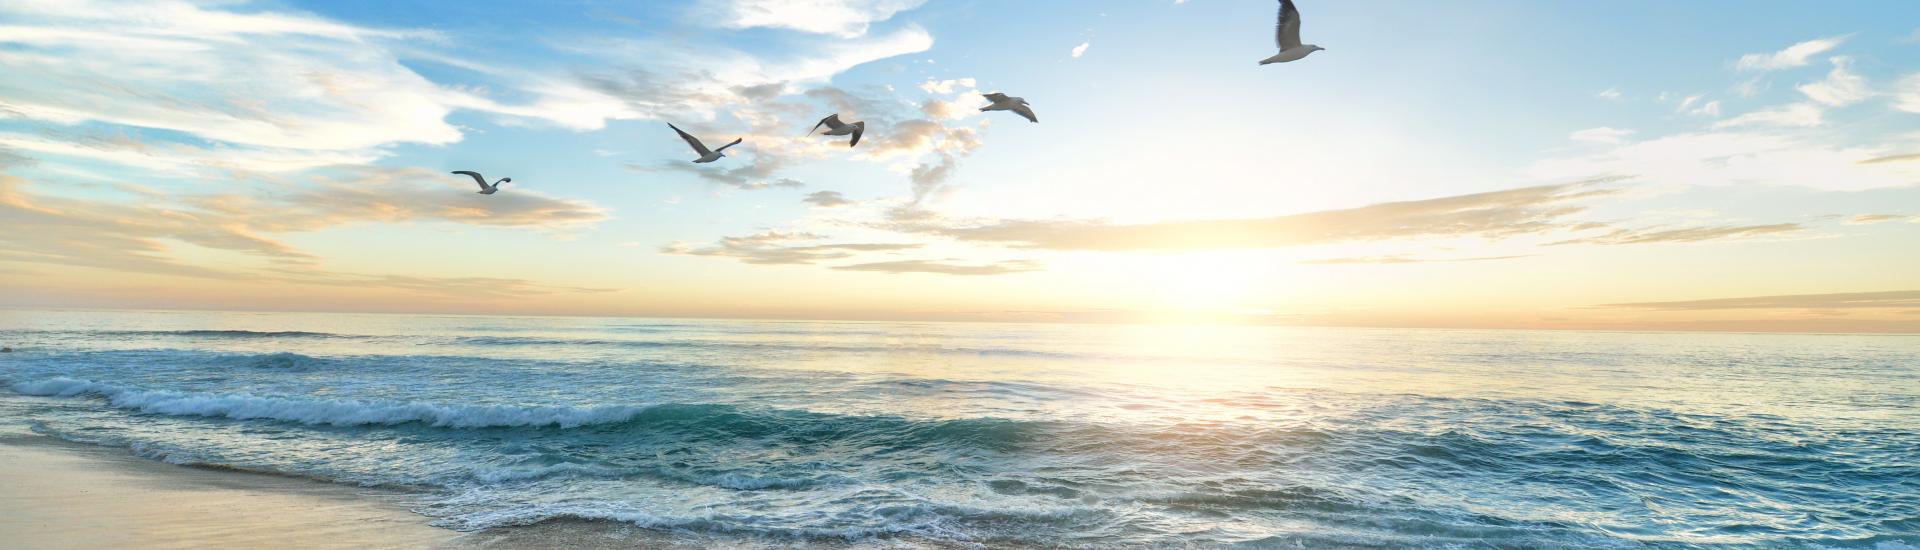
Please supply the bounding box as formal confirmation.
[1,0,1918,332]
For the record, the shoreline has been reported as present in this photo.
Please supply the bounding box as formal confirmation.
[0,429,902,549]
[0,429,466,549]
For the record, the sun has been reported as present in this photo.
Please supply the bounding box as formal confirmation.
[1141,251,1273,315]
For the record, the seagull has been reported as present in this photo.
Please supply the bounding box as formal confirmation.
[1258,0,1325,65]
[451,170,509,195]
[979,92,1037,123]
[808,114,865,147]
[668,123,742,163]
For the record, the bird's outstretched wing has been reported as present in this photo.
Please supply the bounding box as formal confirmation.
[451,170,489,190]
[1276,0,1303,50]
[1010,104,1038,123]
[982,92,1009,102]
[668,123,711,156]
[714,138,744,153]
[811,114,843,135]
[848,123,863,147]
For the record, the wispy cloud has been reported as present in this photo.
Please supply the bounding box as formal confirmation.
[640,156,806,191]
[1531,132,1914,192]
[1549,223,1802,245]
[705,0,927,37]
[0,164,609,294]
[661,231,920,265]
[1844,214,1905,225]
[1797,56,1873,106]
[832,258,1039,276]
[1897,73,1920,114]
[1735,36,1846,71]
[1858,152,1920,165]
[803,190,855,208]
[1071,41,1090,58]
[1300,255,1534,265]
[1596,87,1623,101]
[1714,102,1824,128]
[1600,290,1920,311]
[885,181,1621,251]
[1570,127,1634,144]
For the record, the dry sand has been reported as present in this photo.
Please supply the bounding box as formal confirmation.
[0,432,464,549]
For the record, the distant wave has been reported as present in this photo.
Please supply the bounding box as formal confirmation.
[9,378,648,429]
[449,335,1085,359]
[98,329,347,339]
[221,351,333,371]
[8,377,1071,450]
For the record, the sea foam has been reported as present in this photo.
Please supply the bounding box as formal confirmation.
[10,377,647,429]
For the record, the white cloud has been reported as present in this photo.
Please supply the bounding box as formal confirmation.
[1676,94,1705,112]
[709,0,927,38]
[918,78,978,94]
[1569,127,1635,144]
[1797,56,1872,106]
[1713,102,1824,129]
[0,2,463,152]
[1529,131,1920,192]
[1896,73,1920,114]
[1071,41,1090,58]
[1735,36,1846,71]
[1732,77,1768,98]
[1690,100,1722,117]
[1596,88,1623,101]
[0,132,376,174]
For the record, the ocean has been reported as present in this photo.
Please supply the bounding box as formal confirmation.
[0,309,1915,548]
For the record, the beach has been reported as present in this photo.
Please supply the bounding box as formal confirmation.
[0,426,735,549]
[0,426,461,549]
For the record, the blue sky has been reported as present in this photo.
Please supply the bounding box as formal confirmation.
[2,0,1918,331]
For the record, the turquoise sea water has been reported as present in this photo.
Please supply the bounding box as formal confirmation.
[0,310,1915,548]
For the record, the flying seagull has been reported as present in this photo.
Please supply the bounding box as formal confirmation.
[808,114,865,147]
[1258,0,1325,65]
[980,93,1037,123]
[451,170,509,195]
[668,123,742,163]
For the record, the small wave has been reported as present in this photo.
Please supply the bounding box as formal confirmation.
[99,329,345,339]
[448,335,1084,359]
[222,351,332,371]
[8,378,1073,455]
[9,377,648,429]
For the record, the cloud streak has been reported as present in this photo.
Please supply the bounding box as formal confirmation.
[1735,36,1845,71]
[1601,290,1920,311]
[1549,223,1802,245]
[833,258,1039,276]
[0,165,607,279]
[1300,255,1535,265]
[886,181,1621,251]
[661,231,920,265]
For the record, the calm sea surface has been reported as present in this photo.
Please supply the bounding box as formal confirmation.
[0,310,1915,548]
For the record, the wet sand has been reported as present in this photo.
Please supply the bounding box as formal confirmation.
[0,431,858,549]
[0,431,464,549]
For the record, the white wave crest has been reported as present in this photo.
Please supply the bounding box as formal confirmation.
[10,377,646,429]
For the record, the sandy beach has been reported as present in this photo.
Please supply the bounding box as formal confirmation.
[0,427,820,549]
[0,429,464,549]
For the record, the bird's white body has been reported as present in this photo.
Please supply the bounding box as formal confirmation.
[979,93,1037,123]
[808,114,866,147]
[1259,45,1323,65]
[669,123,742,163]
